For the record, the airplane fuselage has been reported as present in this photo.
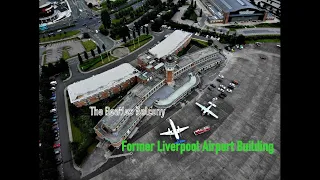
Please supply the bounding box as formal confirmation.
[169,119,180,140]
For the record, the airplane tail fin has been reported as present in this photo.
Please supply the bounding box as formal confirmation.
[175,139,186,144]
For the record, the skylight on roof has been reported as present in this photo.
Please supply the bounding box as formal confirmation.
[236,0,245,6]
[220,0,232,9]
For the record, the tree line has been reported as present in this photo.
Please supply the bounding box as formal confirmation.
[39,64,66,179]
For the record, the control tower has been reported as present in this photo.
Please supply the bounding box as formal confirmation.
[165,56,175,86]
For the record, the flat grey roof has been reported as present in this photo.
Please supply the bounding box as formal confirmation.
[155,73,198,106]
[209,0,259,13]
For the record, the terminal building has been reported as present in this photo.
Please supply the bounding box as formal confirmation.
[67,63,140,107]
[93,34,226,148]
[202,0,268,24]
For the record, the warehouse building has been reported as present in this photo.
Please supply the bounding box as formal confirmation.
[67,63,140,107]
[203,0,268,24]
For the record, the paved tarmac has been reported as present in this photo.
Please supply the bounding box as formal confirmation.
[90,43,280,180]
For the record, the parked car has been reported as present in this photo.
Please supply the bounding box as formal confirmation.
[226,89,232,93]
[56,159,63,165]
[54,150,60,155]
[218,74,224,79]
[53,115,58,119]
[218,88,224,92]
[53,143,61,148]
[55,137,59,141]
[218,94,225,99]
[210,84,216,88]
[229,83,236,87]
[219,84,226,90]
[232,80,239,85]
[52,118,57,122]
[216,78,222,82]
[54,133,59,138]
[227,85,234,90]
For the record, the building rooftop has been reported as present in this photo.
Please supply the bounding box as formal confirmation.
[155,73,198,106]
[177,46,218,67]
[100,92,141,130]
[209,0,259,13]
[149,30,193,58]
[39,0,51,8]
[67,63,140,103]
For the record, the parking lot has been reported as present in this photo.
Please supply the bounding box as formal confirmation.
[48,81,64,178]
[91,43,280,180]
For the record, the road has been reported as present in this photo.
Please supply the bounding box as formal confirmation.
[236,28,280,36]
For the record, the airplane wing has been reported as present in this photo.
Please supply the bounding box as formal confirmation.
[207,110,219,119]
[160,129,174,136]
[176,126,189,134]
[195,102,206,110]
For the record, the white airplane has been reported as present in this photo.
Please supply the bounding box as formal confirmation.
[160,119,189,144]
[195,102,219,119]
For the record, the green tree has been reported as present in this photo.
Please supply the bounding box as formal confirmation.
[78,53,83,64]
[132,30,136,39]
[91,49,95,57]
[137,28,141,36]
[236,34,245,45]
[97,46,102,54]
[142,26,146,34]
[84,51,88,60]
[101,9,111,28]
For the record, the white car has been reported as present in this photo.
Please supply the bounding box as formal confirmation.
[219,84,226,89]
[211,36,214,39]
[57,29,62,33]
[229,83,235,87]
[236,45,239,49]
[226,89,232,93]
[212,97,218,101]
[218,88,224,92]
[50,109,57,113]
[218,74,224,79]
[206,35,209,38]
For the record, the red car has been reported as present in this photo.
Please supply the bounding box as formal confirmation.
[232,80,239,85]
[194,126,211,135]
[53,143,61,148]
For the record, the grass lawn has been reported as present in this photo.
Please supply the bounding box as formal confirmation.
[81,40,97,52]
[192,38,208,46]
[112,18,121,25]
[87,140,99,154]
[40,30,80,43]
[80,53,118,71]
[127,38,152,52]
[62,47,70,60]
[245,38,280,44]
[70,117,84,143]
